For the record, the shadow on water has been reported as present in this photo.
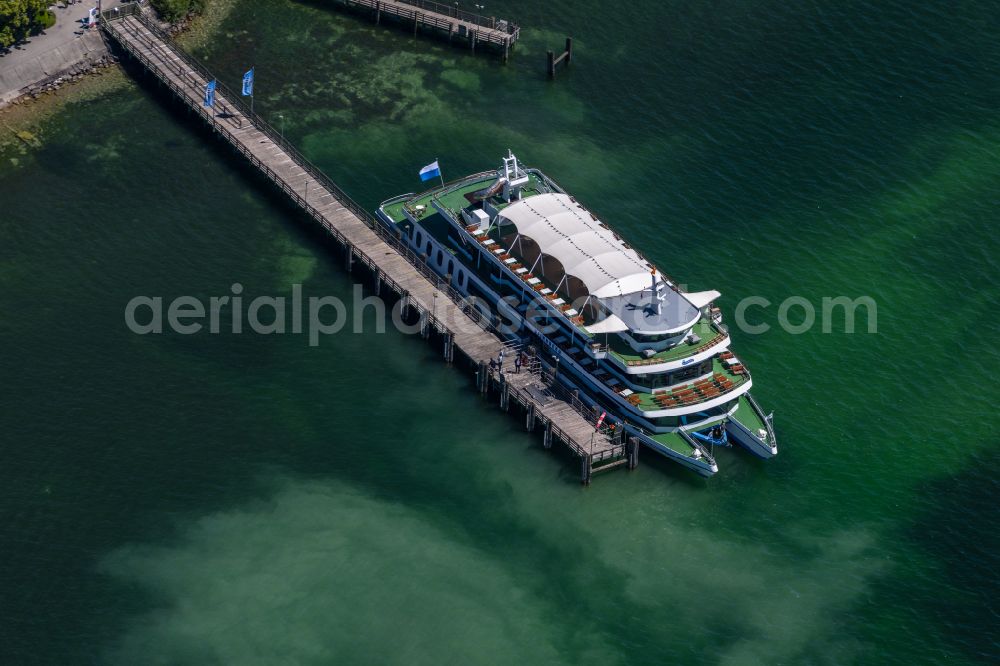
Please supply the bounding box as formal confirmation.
[853,445,1000,664]
[906,446,999,663]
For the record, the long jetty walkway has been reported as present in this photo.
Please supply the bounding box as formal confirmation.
[99,5,632,483]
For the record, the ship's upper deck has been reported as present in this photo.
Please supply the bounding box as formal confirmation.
[380,171,548,226]
[381,167,705,333]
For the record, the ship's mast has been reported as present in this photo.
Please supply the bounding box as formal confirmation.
[501,150,530,203]
[650,268,661,315]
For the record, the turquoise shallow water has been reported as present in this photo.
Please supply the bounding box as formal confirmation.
[1,0,998,663]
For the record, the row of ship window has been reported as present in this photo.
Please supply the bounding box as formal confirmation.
[613,358,714,391]
[412,227,468,289]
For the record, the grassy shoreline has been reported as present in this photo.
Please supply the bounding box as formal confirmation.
[0,0,237,161]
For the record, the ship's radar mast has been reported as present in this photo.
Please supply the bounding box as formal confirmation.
[501,150,530,202]
[650,268,661,315]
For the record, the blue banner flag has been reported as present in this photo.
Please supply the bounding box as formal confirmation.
[242,68,254,96]
[204,79,216,107]
[419,160,441,182]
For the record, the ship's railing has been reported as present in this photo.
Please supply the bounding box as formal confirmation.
[677,428,717,462]
[508,381,601,458]
[611,330,729,370]
[105,7,615,439]
[105,7,518,341]
[368,222,516,339]
[401,171,496,217]
[102,8,626,466]
[534,367,622,441]
[745,391,777,445]
[625,421,713,464]
[102,8,508,350]
[452,219,595,338]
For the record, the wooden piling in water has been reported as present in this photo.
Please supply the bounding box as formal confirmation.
[627,436,640,470]
[548,37,573,79]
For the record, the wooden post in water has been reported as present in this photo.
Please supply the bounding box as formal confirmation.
[543,421,552,449]
[548,38,573,79]
[581,456,592,485]
[478,361,488,394]
[375,0,380,24]
[345,244,353,272]
[413,11,419,36]
[443,332,454,364]
[525,403,535,431]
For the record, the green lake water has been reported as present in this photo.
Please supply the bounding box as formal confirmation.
[1,0,998,663]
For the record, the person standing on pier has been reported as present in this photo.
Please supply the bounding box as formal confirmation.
[514,355,522,374]
[497,349,505,372]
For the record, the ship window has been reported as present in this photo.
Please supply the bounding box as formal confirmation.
[414,230,422,244]
[426,241,432,255]
[435,250,443,264]
[447,259,454,276]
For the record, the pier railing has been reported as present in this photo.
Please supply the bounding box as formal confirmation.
[103,5,374,224]
[501,379,615,460]
[341,0,519,36]
[100,7,628,479]
[745,391,777,445]
[676,428,715,462]
[328,0,519,55]
[103,4,514,346]
[392,0,517,32]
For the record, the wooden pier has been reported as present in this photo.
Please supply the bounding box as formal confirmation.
[330,0,520,61]
[99,5,627,484]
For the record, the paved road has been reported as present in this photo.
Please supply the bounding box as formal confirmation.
[0,1,124,107]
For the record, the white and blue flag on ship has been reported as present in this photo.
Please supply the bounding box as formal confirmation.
[242,67,254,96]
[419,160,441,182]
[203,79,216,107]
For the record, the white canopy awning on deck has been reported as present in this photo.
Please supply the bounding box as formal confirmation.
[498,193,652,299]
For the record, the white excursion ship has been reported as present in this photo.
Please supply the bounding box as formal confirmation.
[377,152,777,476]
